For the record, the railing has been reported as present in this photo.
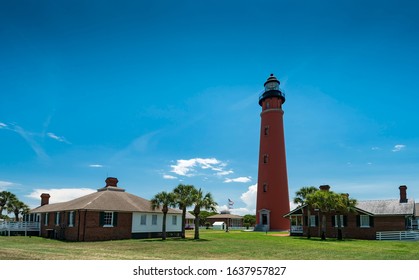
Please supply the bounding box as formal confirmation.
[258,89,286,103]
[376,230,419,241]
[290,225,303,233]
[0,221,40,236]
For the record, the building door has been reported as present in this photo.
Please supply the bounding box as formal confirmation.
[262,214,268,225]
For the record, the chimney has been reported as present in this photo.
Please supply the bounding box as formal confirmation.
[105,177,118,187]
[399,185,408,203]
[40,193,50,206]
[319,185,331,191]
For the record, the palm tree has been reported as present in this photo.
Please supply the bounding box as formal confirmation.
[306,189,357,240]
[191,188,217,240]
[334,193,357,240]
[150,191,176,240]
[0,191,16,217]
[173,184,196,239]
[7,197,29,221]
[293,186,317,238]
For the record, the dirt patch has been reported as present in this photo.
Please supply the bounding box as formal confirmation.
[269,233,289,237]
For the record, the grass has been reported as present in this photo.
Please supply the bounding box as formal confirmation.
[1,230,419,260]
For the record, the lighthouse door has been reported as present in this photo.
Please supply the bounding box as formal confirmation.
[262,214,268,225]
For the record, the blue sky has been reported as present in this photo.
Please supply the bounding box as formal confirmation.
[1,0,419,215]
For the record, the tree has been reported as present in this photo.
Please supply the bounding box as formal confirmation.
[173,184,196,239]
[150,191,176,240]
[293,186,317,238]
[191,210,217,227]
[243,214,256,229]
[333,193,357,240]
[0,191,16,217]
[7,197,29,221]
[306,188,357,240]
[191,188,218,240]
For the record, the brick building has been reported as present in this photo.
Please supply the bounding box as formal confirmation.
[284,185,416,240]
[30,177,182,241]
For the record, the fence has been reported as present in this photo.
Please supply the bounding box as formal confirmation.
[0,221,40,236]
[376,230,419,241]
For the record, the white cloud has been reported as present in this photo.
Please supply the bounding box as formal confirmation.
[47,132,71,144]
[224,176,252,183]
[216,170,234,176]
[163,174,177,180]
[0,180,15,190]
[371,147,380,151]
[228,184,257,216]
[26,188,96,204]
[392,144,406,152]
[89,164,104,168]
[0,122,7,128]
[170,157,226,177]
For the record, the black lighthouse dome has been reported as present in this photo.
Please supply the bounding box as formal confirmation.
[259,74,285,106]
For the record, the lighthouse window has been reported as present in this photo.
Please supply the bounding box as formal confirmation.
[264,126,269,136]
[266,102,270,109]
[263,184,268,192]
[263,154,269,163]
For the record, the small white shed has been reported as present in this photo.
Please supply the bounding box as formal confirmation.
[212,221,225,230]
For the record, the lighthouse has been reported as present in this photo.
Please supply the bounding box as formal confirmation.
[255,74,290,231]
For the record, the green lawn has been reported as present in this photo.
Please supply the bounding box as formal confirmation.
[1,230,419,260]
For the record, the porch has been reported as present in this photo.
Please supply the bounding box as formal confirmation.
[0,221,40,236]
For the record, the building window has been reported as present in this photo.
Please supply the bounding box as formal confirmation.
[152,214,157,225]
[360,215,370,228]
[264,126,269,136]
[263,154,268,164]
[55,212,61,225]
[44,213,49,226]
[102,212,114,227]
[68,211,75,227]
[263,183,268,192]
[172,215,177,225]
[309,215,317,227]
[334,215,345,227]
[266,102,270,109]
[140,214,147,225]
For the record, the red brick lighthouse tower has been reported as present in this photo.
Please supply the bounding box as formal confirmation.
[255,74,290,231]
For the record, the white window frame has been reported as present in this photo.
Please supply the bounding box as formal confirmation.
[103,211,114,227]
[152,214,157,225]
[172,215,177,225]
[360,215,370,228]
[140,214,147,225]
[334,215,344,228]
[44,213,49,226]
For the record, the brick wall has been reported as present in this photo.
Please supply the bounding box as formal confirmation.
[302,212,407,240]
[40,210,132,241]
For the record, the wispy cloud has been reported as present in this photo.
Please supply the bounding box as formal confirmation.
[89,164,104,168]
[0,180,16,190]
[47,132,71,144]
[0,120,70,160]
[224,176,252,183]
[12,124,49,160]
[392,144,406,152]
[216,170,234,176]
[163,174,177,180]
